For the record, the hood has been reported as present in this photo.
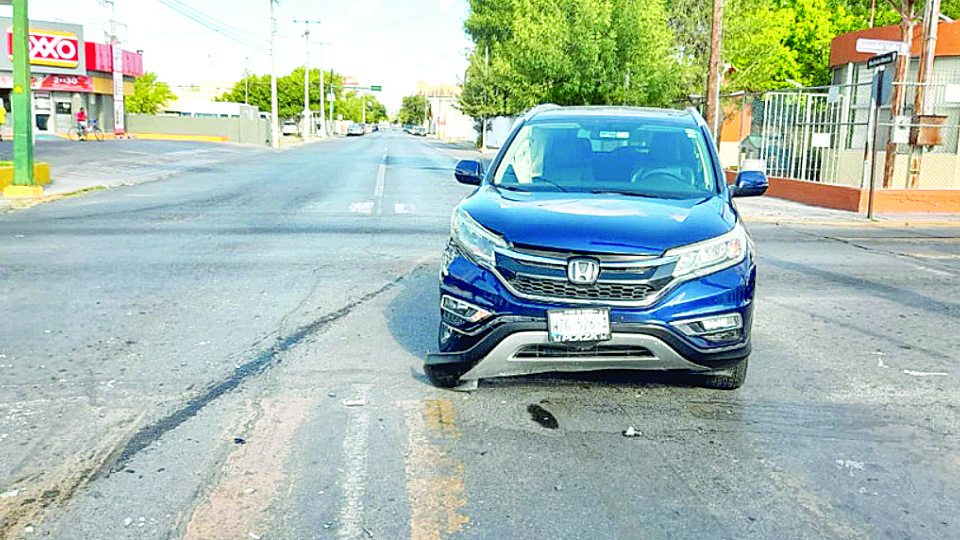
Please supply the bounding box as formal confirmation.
[460,186,737,255]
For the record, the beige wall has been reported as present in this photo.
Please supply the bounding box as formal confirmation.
[828,149,960,189]
[126,114,268,145]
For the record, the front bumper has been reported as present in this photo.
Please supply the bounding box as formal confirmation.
[431,247,756,383]
[427,320,751,381]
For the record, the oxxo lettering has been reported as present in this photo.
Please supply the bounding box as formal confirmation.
[6,29,80,68]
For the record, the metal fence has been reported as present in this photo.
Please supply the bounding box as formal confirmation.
[732,73,960,190]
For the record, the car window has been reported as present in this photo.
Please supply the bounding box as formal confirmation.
[493,119,717,198]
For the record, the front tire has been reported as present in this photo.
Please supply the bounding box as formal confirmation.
[695,357,748,390]
[425,363,467,389]
[92,128,105,141]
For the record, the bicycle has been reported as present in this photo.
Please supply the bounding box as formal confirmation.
[68,119,105,142]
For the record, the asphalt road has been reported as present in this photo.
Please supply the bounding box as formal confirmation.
[1,130,959,539]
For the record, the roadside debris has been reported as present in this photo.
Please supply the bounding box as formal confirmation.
[903,370,948,377]
[342,398,367,407]
[0,488,21,498]
[622,426,642,437]
[234,437,246,444]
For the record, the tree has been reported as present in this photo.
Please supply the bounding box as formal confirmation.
[126,72,176,115]
[218,67,385,122]
[399,95,430,125]
[461,0,680,114]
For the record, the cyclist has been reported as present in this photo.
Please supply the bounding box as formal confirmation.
[76,107,87,139]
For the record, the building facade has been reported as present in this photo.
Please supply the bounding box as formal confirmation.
[0,17,143,136]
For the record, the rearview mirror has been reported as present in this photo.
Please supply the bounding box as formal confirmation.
[731,170,768,198]
[454,160,484,186]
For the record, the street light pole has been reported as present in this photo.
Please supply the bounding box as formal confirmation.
[318,43,326,138]
[295,19,320,139]
[269,0,279,148]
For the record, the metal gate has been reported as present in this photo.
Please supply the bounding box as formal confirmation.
[759,91,845,183]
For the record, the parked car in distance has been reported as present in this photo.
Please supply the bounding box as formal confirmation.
[426,105,769,390]
[346,123,365,136]
[282,120,298,136]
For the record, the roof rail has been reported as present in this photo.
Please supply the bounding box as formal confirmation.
[684,106,708,126]
[524,103,561,119]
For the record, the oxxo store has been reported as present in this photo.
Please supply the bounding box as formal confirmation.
[0,17,143,135]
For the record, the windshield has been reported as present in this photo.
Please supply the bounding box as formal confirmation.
[492,119,718,198]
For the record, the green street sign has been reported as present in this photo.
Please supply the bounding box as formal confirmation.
[370,85,382,92]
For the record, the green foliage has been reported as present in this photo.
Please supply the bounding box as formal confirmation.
[399,95,430,125]
[338,91,388,124]
[460,0,679,118]
[462,0,916,113]
[722,0,800,91]
[217,67,385,122]
[126,72,176,115]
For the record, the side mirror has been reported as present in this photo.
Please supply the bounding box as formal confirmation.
[731,170,768,198]
[454,160,484,186]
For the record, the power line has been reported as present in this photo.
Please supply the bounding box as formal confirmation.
[326,8,441,39]
[163,0,271,41]
[154,0,270,53]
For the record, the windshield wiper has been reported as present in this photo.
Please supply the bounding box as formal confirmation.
[531,176,569,192]
[589,189,658,198]
[496,184,531,192]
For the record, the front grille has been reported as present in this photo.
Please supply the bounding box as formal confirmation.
[510,275,656,302]
[514,343,654,359]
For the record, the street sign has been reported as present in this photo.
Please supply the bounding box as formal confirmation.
[370,85,382,91]
[867,51,897,69]
[856,38,908,55]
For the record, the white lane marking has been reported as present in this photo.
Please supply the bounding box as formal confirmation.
[394,203,413,214]
[349,201,375,214]
[336,384,373,540]
[374,155,386,214]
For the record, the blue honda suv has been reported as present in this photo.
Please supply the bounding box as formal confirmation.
[426,105,768,389]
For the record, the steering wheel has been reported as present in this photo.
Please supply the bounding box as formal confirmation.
[631,168,687,185]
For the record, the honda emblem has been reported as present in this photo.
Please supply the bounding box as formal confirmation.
[567,258,600,285]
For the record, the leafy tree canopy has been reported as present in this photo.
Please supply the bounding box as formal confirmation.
[459,0,680,118]
[461,0,931,114]
[399,95,430,125]
[126,72,176,115]
[217,67,385,122]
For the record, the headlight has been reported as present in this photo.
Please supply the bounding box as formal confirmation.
[666,223,748,279]
[451,207,507,266]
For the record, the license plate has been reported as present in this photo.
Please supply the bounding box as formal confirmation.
[547,308,611,343]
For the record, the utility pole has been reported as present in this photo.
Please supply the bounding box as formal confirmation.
[907,0,941,188]
[317,43,329,138]
[3,0,38,198]
[882,0,919,188]
[704,0,724,143]
[102,0,125,137]
[294,19,320,139]
[244,56,250,105]
[269,0,279,148]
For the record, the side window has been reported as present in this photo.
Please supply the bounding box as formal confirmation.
[494,126,540,185]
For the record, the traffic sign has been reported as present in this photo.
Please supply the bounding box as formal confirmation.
[867,51,897,69]
[370,85,382,92]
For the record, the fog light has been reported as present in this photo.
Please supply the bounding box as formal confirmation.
[672,313,743,342]
[441,295,492,325]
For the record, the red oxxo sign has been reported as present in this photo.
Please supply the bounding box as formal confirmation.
[6,27,80,69]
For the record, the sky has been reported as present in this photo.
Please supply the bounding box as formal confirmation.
[13,0,474,112]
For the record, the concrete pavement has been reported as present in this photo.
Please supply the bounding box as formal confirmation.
[2,133,958,226]
[0,135,323,212]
